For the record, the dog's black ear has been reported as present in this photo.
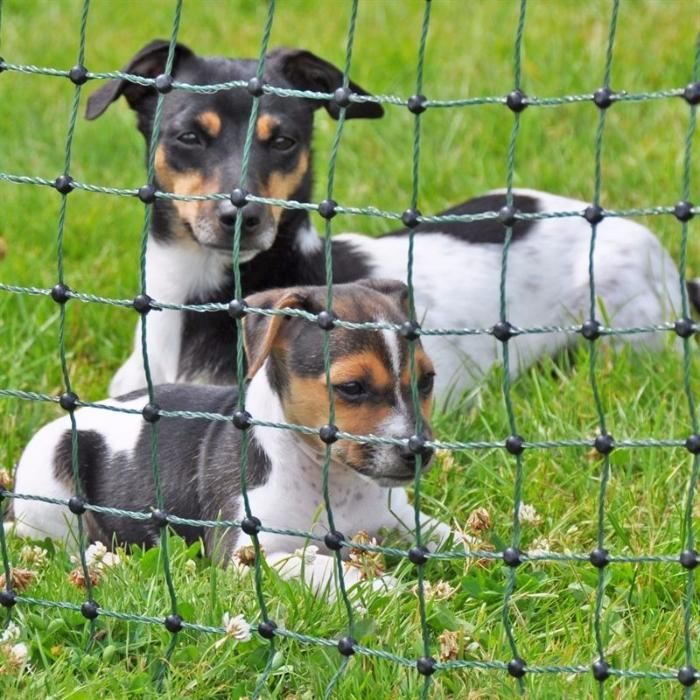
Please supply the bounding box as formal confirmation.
[85,40,194,120]
[268,48,384,120]
[242,287,316,378]
[356,278,409,314]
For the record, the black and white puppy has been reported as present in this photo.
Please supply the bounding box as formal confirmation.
[11,280,449,590]
[86,40,695,402]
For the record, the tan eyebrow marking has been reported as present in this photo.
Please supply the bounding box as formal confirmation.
[195,111,222,138]
[256,113,281,141]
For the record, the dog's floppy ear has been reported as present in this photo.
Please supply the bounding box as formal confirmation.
[356,278,410,314]
[268,47,384,120]
[85,39,194,120]
[243,287,317,378]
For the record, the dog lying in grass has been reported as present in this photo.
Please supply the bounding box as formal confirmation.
[10,280,452,593]
[85,40,697,403]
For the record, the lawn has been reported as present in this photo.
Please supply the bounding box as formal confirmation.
[0,0,699,697]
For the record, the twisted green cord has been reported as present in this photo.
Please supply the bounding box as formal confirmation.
[678,32,700,698]
[318,4,361,697]
[589,7,619,694]
[405,4,434,697]
[499,1,528,692]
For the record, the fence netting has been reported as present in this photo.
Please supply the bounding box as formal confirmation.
[0,0,699,696]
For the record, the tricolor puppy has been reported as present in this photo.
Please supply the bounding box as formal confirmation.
[87,40,697,402]
[11,281,450,591]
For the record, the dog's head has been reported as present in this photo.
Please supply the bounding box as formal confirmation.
[85,40,383,261]
[242,280,435,487]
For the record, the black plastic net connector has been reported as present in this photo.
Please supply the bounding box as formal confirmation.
[230,187,249,208]
[678,666,698,687]
[584,205,605,225]
[59,391,79,412]
[399,320,421,341]
[593,87,615,109]
[497,204,518,227]
[318,199,338,220]
[132,294,153,314]
[408,545,430,566]
[407,94,427,114]
[675,317,695,338]
[137,184,157,204]
[240,515,261,536]
[81,600,99,620]
[674,200,695,222]
[247,76,264,97]
[594,433,615,455]
[581,320,601,341]
[69,65,89,85]
[686,434,700,454]
[333,86,352,109]
[154,74,173,94]
[258,619,277,639]
[319,424,339,444]
[505,435,525,455]
[54,174,74,194]
[589,547,610,568]
[317,310,336,331]
[401,208,421,228]
[592,659,610,682]
[683,81,700,106]
[506,89,528,113]
[503,547,522,567]
[227,299,248,320]
[51,283,71,304]
[68,496,87,515]
[151,509,169,528]
[408,435,433,461]
[324,530,345,551]
[416,656,437,676]
[679,549,699,570]
[142,403,161,423]
[233,410,253,431]
[0,590,17,608]
[492,321,515,342]
[507,657,527,678]
[164,613,183,633]
[337,636,356,656]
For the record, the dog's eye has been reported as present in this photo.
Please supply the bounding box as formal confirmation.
[417,372,435,395]
[177,131,203,146]
[334,381,366,400]
[269,135,296,151]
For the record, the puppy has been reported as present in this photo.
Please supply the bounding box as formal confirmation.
[86,40,695,402]
[10,280,451,592]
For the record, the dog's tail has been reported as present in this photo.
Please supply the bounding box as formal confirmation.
[687,279,700,315]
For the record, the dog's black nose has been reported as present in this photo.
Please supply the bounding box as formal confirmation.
[218,201,264,237]
[399,434,433,467]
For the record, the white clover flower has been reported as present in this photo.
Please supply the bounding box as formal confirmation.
[71,542,120,571]
[529,537,551,556]
[184,559,197,576]
[293,544,319,566]
[417,580,457,602]
[518,503,542,526]
[214,613,252,648]
[0,622,21,644]
[8,642,28,667]
[19,545,48,568]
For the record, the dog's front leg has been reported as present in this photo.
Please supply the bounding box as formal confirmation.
[265,549,397,599]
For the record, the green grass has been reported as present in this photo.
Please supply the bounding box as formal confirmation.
[1,0,699,696]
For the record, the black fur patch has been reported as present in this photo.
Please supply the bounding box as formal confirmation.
[54,429,108,491]
[387,193,539,244]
